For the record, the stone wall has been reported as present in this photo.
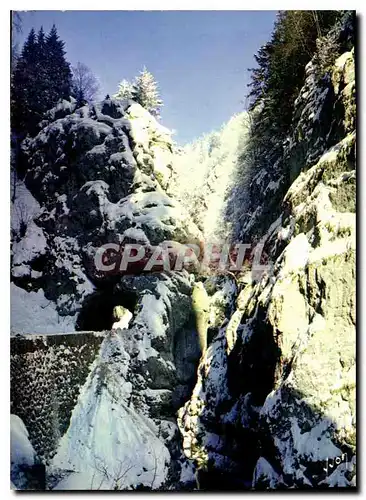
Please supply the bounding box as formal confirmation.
[11,332,106,462]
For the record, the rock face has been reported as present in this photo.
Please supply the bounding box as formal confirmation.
[237,14,355,250]
[11,270,202,490]
[45,271,195,490]
[12,98,202,330]
[177,21,356,489]
[11,99,206,490]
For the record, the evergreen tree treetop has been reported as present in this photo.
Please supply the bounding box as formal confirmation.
[131,66,163,118]
[114,67,163,118]
[21,28,36,60]
[37,26,45,45]
[11,23,72,137]
[114,79,134,100]
[46,24,67,55]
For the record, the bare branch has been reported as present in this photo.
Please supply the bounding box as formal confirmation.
[71,62,100,103]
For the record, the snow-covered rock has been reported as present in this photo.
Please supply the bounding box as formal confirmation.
[49,334,171,490]
[177,19,356,490]
[11,270,205,490]
[12,98,202,332]
[11,415,44,490]
[11,415,36,469]
[11,98,206,490]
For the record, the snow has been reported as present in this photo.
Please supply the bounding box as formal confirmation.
[12,263,31,278]
[109,151,134,166]
[320,455,356,487]
[69,116,112,138]
[290,417,341,462]
[260,215,283,246]
[277,220,295,244]
[318,145,341,165]
[11,283,76,334]
[252,457,282,488]
[279,233,310,276]
[264,179,281,194]
[128,103,163,146]
[50,335,170,490]
[42,97,77,123]
[334,50,352,69]
[112,309,133,330]
[56,193,70,215]
[11,178,41,234]
[170,111,249,244]
[308,235,355,265]
[255,168,267,186]
[134,278,176,344]
[12,221,47,266]
[84,179,110,197]
[51,236,95,305]
[11,415,36,467]
[122,227,150,244]
[81,181,187,241]
[179,460,195,484]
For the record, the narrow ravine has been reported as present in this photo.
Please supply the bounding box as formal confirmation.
[11,11,356,491]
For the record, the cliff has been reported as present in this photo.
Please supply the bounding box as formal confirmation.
[177,15,356,489]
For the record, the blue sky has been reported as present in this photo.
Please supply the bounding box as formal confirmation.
[15,10,277,144]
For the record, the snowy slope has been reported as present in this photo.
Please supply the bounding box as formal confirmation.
[11,283,76,334]
[50,334,170,490]
[170,112,249,245]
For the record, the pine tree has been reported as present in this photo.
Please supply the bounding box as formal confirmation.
[45,25,72,103]
[11,28,39,135]
[34,27,49,119]
[22,27,37,59]
[11,24,72,137]
[131,67,163,118]
[113,79,134,100]
[37,26,46,46]
[247,11,341,134]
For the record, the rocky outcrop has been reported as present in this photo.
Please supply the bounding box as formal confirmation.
[12,98,202,330]
[45,271,196,490]
[239,12,355,246]
[11,98,207,489]
[177,25,356,490]
[11,271,203,490]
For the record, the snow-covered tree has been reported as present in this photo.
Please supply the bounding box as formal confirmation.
[131,67,163,118]
[113,67,163,118]
[113,79,134,100]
